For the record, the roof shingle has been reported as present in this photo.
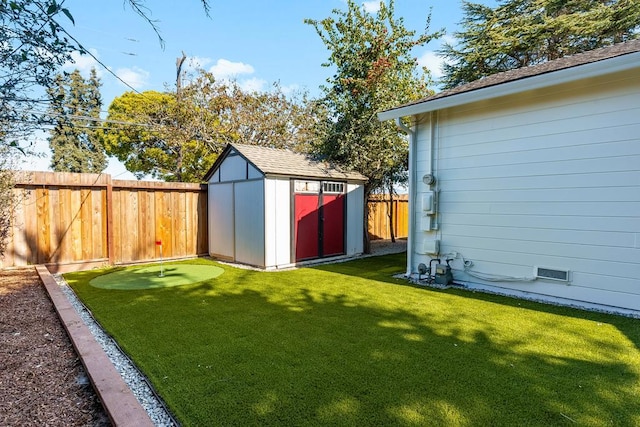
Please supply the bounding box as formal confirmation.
[207,143,367,182]
[387,38,640,112]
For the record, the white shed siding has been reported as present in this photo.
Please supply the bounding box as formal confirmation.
[414,68,640,310]
[233,180,265,266]
[264,178,292,268]
[208,183,234,260]
[216,154,263,183]
[219,154,247,181]
[248,165,262,180]
[346,183,365,255]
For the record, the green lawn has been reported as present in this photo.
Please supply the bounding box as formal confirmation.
[65,254,640,426]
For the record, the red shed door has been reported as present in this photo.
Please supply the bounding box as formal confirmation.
[294,193,320,261]
[322,194,344,257]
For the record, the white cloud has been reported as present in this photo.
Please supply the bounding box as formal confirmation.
[417,50,444,79]
[362,1,381,13]
[115,66,150,89]
[204,58,265,92]
[441,34,457,46]
[279,83,300,96]
[186,56,213,71]
[208,59,255,79]
[239,77,266,93]
[64,49,102,77]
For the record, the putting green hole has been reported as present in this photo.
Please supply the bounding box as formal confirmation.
[89,264,224,290]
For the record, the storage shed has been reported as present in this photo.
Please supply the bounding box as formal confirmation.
[378,40,640,314]
[204,143,367,269]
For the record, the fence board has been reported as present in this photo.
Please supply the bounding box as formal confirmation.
[2,171,208,271]
[367,194,409,241]
[4,171,402,269]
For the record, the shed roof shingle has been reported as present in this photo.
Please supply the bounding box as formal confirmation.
[385,38,640,113]
[205,143,367,182]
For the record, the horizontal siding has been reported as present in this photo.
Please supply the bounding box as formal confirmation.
[441,187,640,203]
[414,67,640,311]
[441,213,640,233]
[443,171,640,191]
[439,138,640,171]
[439,155,640,180]
[440,234,638,268]
[439,201,640,217]
[443,223,635,250]
[442,245,639,282]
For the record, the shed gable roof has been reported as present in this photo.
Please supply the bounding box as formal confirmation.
[204,143,367,182]
[379,39,640,119]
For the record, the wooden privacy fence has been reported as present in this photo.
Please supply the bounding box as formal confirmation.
[2,171,404,271]
[3,171,207,272]
[368,194,408,240]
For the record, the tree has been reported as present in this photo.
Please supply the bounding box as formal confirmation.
[1,0,77,146]
[100,90,216,182]
[440,0,640,88]
[0,145,18,257]
[0,0,210,147]
[101,70,318,181]
[221,82,317,153]
[0,0,209,254]
[47,68,106,173]
[305,0,442,250]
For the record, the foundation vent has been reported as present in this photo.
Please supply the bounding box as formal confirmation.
[535,267,570,282]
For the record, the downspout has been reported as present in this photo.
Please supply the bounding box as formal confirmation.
[395,118,415,277]
[430,111,438,233]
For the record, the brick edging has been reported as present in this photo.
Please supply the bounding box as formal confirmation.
[36,265,154,427]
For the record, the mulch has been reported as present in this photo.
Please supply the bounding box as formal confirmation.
[0,267,110,426]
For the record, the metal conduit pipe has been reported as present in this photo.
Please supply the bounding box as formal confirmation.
[395,118,415,277]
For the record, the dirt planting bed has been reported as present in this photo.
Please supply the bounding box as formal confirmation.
[0,267,109,426]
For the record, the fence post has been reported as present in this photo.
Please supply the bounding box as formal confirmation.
[106,174,115,265]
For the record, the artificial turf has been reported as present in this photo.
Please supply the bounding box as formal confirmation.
[65,254,640,426]
[89,264,224,290]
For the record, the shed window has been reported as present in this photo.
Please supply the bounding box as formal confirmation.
[295,180,321,193]
[322,182,344,194]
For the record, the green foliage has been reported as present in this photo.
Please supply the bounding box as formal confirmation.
[46,68,106,173]
[66,255,640,426]
[0,0,210,251]
[219,81,318,153]
[440,0,640,88]
[101,71,317,182]
[100,90,205,181]
[305,0,442,195]
[0,0,78,144]
[0,0,211,146]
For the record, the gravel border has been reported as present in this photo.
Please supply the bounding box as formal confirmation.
[52,274,177,427]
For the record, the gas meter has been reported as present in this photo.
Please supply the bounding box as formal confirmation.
[434,260,454,286]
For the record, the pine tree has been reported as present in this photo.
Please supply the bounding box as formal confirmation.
[47,68,107,173]
[440,0,640,88]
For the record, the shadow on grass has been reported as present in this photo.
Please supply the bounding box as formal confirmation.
[315,252,640,353]
[67,256,640,426]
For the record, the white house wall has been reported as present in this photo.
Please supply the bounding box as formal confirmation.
[208,183,235,260]
[264,178,292,268]
[346,183,365,256]
[413,67,640,311]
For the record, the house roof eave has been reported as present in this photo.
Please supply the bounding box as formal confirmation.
[378,49,640,122]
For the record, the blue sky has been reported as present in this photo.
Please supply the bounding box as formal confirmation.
[23,0,497,178]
